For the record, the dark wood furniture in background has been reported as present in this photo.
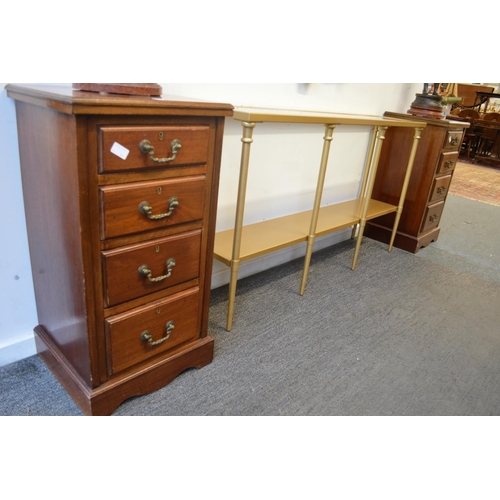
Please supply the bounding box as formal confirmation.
[455,84,494,108]
[450,112,500,162]
[473,92,500,114]
[466,114,500,161]
[365,112,469,253]
[7,84,232,415]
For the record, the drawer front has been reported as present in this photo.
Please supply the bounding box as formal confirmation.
[99,125,210,173]
[443,130,463,151]
[105,288,200,374]
[102,230,201,307]
[429,174,452,203]
[421,201,445,233]
[436,151,459,175]
[100,176,206,239]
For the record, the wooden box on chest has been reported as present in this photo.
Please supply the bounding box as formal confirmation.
[365,112,469,253]
[7,84,232,415]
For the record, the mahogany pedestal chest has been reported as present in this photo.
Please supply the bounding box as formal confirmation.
[365,112,469,253]
[7,84,232,415]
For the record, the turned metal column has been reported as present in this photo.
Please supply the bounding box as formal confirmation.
[226,121,256,331]
[388,126,423,251]
[352,126,387,270]
[299,123,336,295]
[352,126,377,239]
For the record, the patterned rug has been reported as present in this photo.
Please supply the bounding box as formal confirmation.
[448,161,500,207]
[457,155,500,170]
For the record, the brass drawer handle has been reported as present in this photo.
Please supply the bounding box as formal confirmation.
[444,160,455,169]
[437,186,446,194]
[449,136,459,146]
[138,258,176,283]
[429,214,439,223]
[139,139,182,163]
[139,197,179,220]
[140,320,175,347]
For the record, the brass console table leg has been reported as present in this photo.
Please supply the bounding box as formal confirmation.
[352,126,387,270]
[226,121,256,331]
[388,126,423,251]
[299,124,336,295]
[352,126,377,239]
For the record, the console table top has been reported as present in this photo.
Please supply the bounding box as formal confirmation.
[232,106,426,127]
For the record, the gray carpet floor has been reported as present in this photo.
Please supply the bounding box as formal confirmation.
[1,195,499,416]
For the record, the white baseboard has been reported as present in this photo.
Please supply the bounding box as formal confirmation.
[0,335,36,367]
[211,228,352,289]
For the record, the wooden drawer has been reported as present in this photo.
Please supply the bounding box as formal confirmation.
[429,174,452,203]
[98,125,210,173]
[442,130,463,151]
[436,151,458,175]
[102,230,201,307]
[105,287,200,375]
[100,176,206,239]
[421,201,444,233]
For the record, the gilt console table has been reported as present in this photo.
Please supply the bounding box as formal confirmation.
[213,107,425,331]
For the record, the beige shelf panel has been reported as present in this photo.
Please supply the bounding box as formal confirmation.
[214,198,396,266]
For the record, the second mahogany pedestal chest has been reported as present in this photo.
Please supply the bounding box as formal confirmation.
[365,111,469,253]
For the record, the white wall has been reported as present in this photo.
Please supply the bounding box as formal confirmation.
[0,82,422,365]
[0,85,39,366]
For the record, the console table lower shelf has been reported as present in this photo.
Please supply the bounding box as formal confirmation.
[214,198,397,265]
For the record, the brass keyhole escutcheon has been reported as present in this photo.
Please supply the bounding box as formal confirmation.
[157,308,161,314]
[157,187,162,195]
[156,245,160,252]
[159,132,164,141]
